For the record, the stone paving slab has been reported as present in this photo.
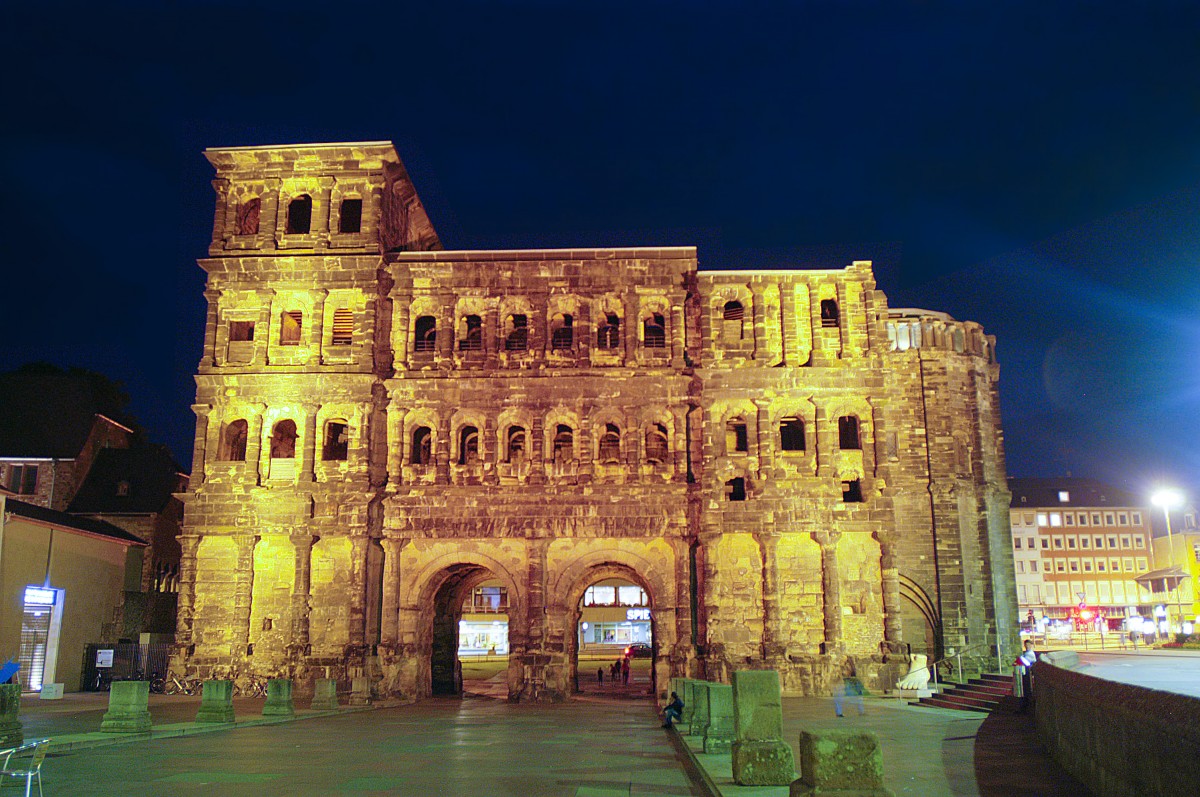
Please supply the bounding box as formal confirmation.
[671,694,1087,797]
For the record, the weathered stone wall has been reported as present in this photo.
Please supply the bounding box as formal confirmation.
[175,141,1015,699]
[1035,652,1200,797]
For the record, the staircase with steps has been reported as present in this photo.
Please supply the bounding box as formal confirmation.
[914,672,1013,712]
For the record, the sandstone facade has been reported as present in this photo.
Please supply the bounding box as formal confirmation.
[176,141,1016,700]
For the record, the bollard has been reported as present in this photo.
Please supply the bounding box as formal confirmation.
[350,676,372,706]
[790,729,893,796]
[731,670,795,786]
[703,683,735,753]
[196,680,235,723]
[687,681,711,738]
[100,681,152,733]
[0,684,22,747]
[262,678,295,717]
[310,678,339,711]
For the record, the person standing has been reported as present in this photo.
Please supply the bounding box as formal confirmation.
[622,656,631,685]
[833,660,866,717]
[1015,639,1037,713]
[597,667,604,686]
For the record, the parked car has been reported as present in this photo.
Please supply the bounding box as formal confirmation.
[624,643,653,659]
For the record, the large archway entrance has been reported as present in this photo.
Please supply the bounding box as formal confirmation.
[898,575,941,659]
[566,568,659,701]
[428,565,512,697]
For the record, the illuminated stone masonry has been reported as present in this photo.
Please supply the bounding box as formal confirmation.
[176,141,1017,701]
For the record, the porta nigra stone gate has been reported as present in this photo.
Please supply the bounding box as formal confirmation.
[175,141,1017,702]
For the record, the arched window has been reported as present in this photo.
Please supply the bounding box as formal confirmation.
[219,419,248,461]
[820,299,839,328]
[643,313,666,348]
[330,308,353,346]
[459,315,483,351]
[236,197,260,236]
[553,424,573,462]
[413,316,437,352]
[726,477,746,501]
[779,417,805,452]
[722,301,744,340]
[599,423,621,463]
[507,426,526,462]
[550,314,574,351]
[287,194,312,234]
[597,313,620,349]
[411,426,433,465]
[458,426,480,464]
[645,423,668,464]
[270,420,298,459]
[338,197,363,233]
[505,314,528,351]
[838,416,860,450]
[280,310,303,345]
[725,418,748,453]
[322,419,349,461]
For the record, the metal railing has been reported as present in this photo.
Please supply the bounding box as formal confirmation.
[927,643,992,689]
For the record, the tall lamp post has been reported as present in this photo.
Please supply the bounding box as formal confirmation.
[1151,488,1185,634]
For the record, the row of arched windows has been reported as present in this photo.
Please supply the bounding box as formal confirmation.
[717,415,860,455]
[216,418,349,463]
[233,195,364,237]
[411,312,666,354]
[404,421,673,466]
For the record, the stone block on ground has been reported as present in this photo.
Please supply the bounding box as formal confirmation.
[350,676,372,706]
[0,684,22,747]
[703,683,735,753]
[311,678,339,711]
[263,678,295,716]
[688,681,711,738]
[790,729,894,796]
[196,679,235,723]
[731,670,794,786]
[100,681,152,733]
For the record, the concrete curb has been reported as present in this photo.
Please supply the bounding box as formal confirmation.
[38,705,376,754]
[663,725,723,797]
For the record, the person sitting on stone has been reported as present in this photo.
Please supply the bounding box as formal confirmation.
[661,691,684,728]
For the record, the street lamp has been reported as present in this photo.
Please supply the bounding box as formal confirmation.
[1151,488,1185,633]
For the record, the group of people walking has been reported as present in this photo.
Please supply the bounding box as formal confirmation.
[596,656,631,686]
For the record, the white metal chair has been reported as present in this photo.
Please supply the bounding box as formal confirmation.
[0,740,49,797]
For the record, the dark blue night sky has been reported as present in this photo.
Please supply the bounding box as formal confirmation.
[3,2,1199,497]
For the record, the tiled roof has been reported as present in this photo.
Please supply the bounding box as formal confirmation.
[67,445,186,514]
[4,497,146,546]
[1008,477,1144,509]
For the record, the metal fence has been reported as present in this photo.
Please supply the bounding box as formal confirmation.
[81,642,172,691]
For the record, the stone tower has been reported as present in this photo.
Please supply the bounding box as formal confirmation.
[177,141,1016,700]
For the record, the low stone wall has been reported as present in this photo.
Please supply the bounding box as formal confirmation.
[1035,652,1200,797]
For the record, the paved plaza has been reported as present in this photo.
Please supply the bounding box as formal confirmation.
[14,682,1089,797]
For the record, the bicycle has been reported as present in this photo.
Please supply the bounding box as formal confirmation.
[90,669,113,692]
[164,672,202,696]
[234,676,268,698]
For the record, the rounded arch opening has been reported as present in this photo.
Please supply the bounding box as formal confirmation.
[564,563,659,700]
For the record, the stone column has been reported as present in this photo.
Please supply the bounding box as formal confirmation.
[232,535,260,658]
[379,537,408,646]
[875,530,903,651]
[754,400,771,475]
[190,405,211,487]
[731,669,795,786]
[247,407,266,485]
[668,535,693,682]
[523,537,551,699]
[392,295,410,368]
[437,291,454,363]
[483,416,499,485]
[290,533,316,651]
[300,404,318,483]
[575,301,591,367]
[670,300,686,368]
[813,530,843,654]
[255,291,272,364]
[529,416,546,484]
[348,535,370,650]
[435,416,451,484]
[311,289,328,362]
[387,399,405,485]
[756,531,784,660]
[813,404,828,478]
[175,534,202,648]
[623,291,639,365]
[200,289,220,368]
[750,284,766,361]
